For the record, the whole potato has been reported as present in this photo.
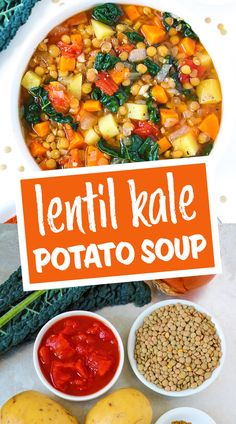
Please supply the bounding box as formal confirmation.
[85,387,152,424]
[0,390,78,424]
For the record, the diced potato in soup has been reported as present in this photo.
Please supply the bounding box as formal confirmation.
[91,19,115,40]
[98,114,119,139]
[172,132,199,157]
[126,103,149,120]
[19,4,222,170]
[196,79,222,104]
[21,71,41,90]
[67,74,83,99]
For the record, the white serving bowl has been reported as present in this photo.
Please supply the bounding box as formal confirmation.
[33,310,124,401]
[128,299,226,397]
[11,0,233,172]
[155,407,216,424]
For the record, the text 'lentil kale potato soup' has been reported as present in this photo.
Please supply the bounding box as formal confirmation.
[19,3,222,170]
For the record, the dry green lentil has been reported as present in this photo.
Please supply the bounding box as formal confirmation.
[134,304,222,392]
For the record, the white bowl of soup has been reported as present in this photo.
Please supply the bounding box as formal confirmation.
[13,0,228,172]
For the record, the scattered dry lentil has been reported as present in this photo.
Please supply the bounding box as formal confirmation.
[172,421,192,424]
[134,304,222,392]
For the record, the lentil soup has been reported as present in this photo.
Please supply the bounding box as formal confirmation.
[20,3,222,170]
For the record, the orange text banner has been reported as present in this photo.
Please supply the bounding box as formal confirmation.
[17,158,221,291]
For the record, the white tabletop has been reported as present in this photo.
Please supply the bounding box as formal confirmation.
[0,223,235,423]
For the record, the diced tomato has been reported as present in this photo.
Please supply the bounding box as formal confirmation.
[86,322,100,335]
[95,71,119,96]
[46,334,75,360]
[61,319,80,336]
[44,82,70,113]
[87,322,113,341]
[87,351,112,377]
[58,40,83,58]
[50,361,74,390]
[72,378,88,388]
[85,335,97,345]
[98,328,113,342]
[116,44,135,53]
[133,120,159,139]
[179,72,190,84]
[75,359,88,379]
[179,59,206,84]
[75,343,89,356]
[38,316,120,397]
[39,346,51,365]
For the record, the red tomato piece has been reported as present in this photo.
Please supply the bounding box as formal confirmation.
[39,346,51,365]
[72,332,87,343]
[75,359,89,379]
[46,334,75,360]
[98,328,113,342]
[179,59,206,84]
[87,323,113,342]
[133,121,159,139]
[75,343,90,356]
[50,361,74,390]
[58,41,83,58]
[61,319,80,336]
[95,71,119,96]
[44,82,70,114]
[87,351,112,377]
[72,378,88,388]
[86,322,100,335]
[179,72,190,84]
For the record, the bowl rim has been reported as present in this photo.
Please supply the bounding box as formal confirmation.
[33,310,124,401]
[127,299,226,397]
[11,0,232,173]
[154,406,216,424]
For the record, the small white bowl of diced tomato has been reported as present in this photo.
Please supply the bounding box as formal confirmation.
[33,310,124,401]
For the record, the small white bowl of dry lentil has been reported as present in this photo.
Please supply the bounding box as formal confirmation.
[128,299,225,397]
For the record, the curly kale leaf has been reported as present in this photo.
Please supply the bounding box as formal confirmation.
[91,86,130,113]
[180,20,199,40]
[144,57,161,77]
[124,31,144,44]
[98,135,159,162]
[23,101,41,125]
[0,0,40,51]
[94,52,120,71]
[202,143,213,156]
[0,264,151,354]
[0,0,23,26]
[92,3,122,25]
[146,94,161,124]
[162,12,199,40]
[129,135,159,161]
[28,86,78,129]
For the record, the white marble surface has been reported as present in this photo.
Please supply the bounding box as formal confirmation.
[0,224,236,423]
